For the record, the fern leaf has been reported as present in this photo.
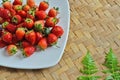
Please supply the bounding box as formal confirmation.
[77,76,100,80]
[81,51,98,75]
[104,48,119,72]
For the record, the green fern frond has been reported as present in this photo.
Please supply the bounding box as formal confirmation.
[81,51,98,75]
[77,76,100,80]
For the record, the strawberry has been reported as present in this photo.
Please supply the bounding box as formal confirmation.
[6,44,18,55]
[2,21,17,33]
[48,7,59,17]
[0,9,11,19]
[36,10,47,20]
[0,38,7,48]
[23,18,34,29]
[25,30,36,45]
[23,5,30,12]
[27,0,35,8]
[16,22,23,28]
[13,5,22,12]
[22,46,35,57]
[27,7,36,20]
[47,33,58,45]
[2,0,12,10]
[39,1,49,11]
[15,28,25,41]
[12,34,19,44]
[0,17,4,24]
[36,32,43,44]
[45,17,59,27]
[21,40,32,48]
[0,28,3,37]
[2,31,12,44]
[17,10,27,18]
[38,38,47,50]
[12,15,22,24]
[34,20,44,31]
[9,9,16,16]
[13,0,23,5]
[51,26,64,38]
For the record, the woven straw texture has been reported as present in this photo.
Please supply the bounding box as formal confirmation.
[1,0,120,80]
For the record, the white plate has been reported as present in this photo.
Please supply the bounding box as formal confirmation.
[0,0,70,69]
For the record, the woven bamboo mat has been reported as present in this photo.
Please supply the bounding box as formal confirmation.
[0,0,120,80]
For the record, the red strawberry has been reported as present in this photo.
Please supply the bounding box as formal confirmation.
[51,26,64,38]
[34,20,44,31]
[21,40,32,48]
[0,28,3,37]
[2,21,17,33]
[27,8,36,20]
[2,0,12,10]
[22,46,35,57]
[12,34,19,44]
[23,18,34,29]
[47,33,58,45]
[2,31,12,44]
[13,0,23,5]
[36,32,43,44]
[39,1,49,11]
[25,30,36,45]
[27,0,35,8]
[17,10,27,17]
[15,28,25,41]
[0,9,11,19]
[9,9,16,16]
[13,5,22,12]
[12,15,22,24]
[23,5,30,12]
[6,44,18,55]
[48,7,59,17]
[0,17,4,24]
[45,17,59,27]
[0,38,7,48]
[38,38,47,50]
[35,10,47,20]
[16,22,23,28]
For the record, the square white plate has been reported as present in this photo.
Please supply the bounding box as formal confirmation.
[0,0,70,69]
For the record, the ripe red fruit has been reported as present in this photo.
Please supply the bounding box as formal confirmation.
[47,33,58,45]
[27,0,35,8]
[15,28,25,41]
[6,44,18,55]
[34,20,44,31]
[36,10,47,20]
[25,30,36,45]
[23,5,30,12]
[36,32,43,44]
[48,7,59,17]
[23,18,34,29]
[0,9,11,19]
[13,0,23,5]
[17,10,27,18]
[21,40,32,48]
[0,38,7,48]
[39,1,49,11]
[2,31,12,44]
[38,38,47,50]
[51,26,64,38]
[2,0,12,10]
[22,46,35,57]
[12,34,19,44]
[9,9,16,16]
[45,17,59,27]
[13,5,22,12]
[12,15,22,24]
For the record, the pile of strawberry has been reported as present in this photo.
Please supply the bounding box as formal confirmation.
[0,0,64,57]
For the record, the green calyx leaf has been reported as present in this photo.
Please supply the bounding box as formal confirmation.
[2,21,9,28]
[25,18,32,23]
[42,28,51,36]
[11,47,17,55]
[34,24,43,31]
[12,17,18,24]
[16,5,22,10]
[53,7,59,11]
[2,0,10,3]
